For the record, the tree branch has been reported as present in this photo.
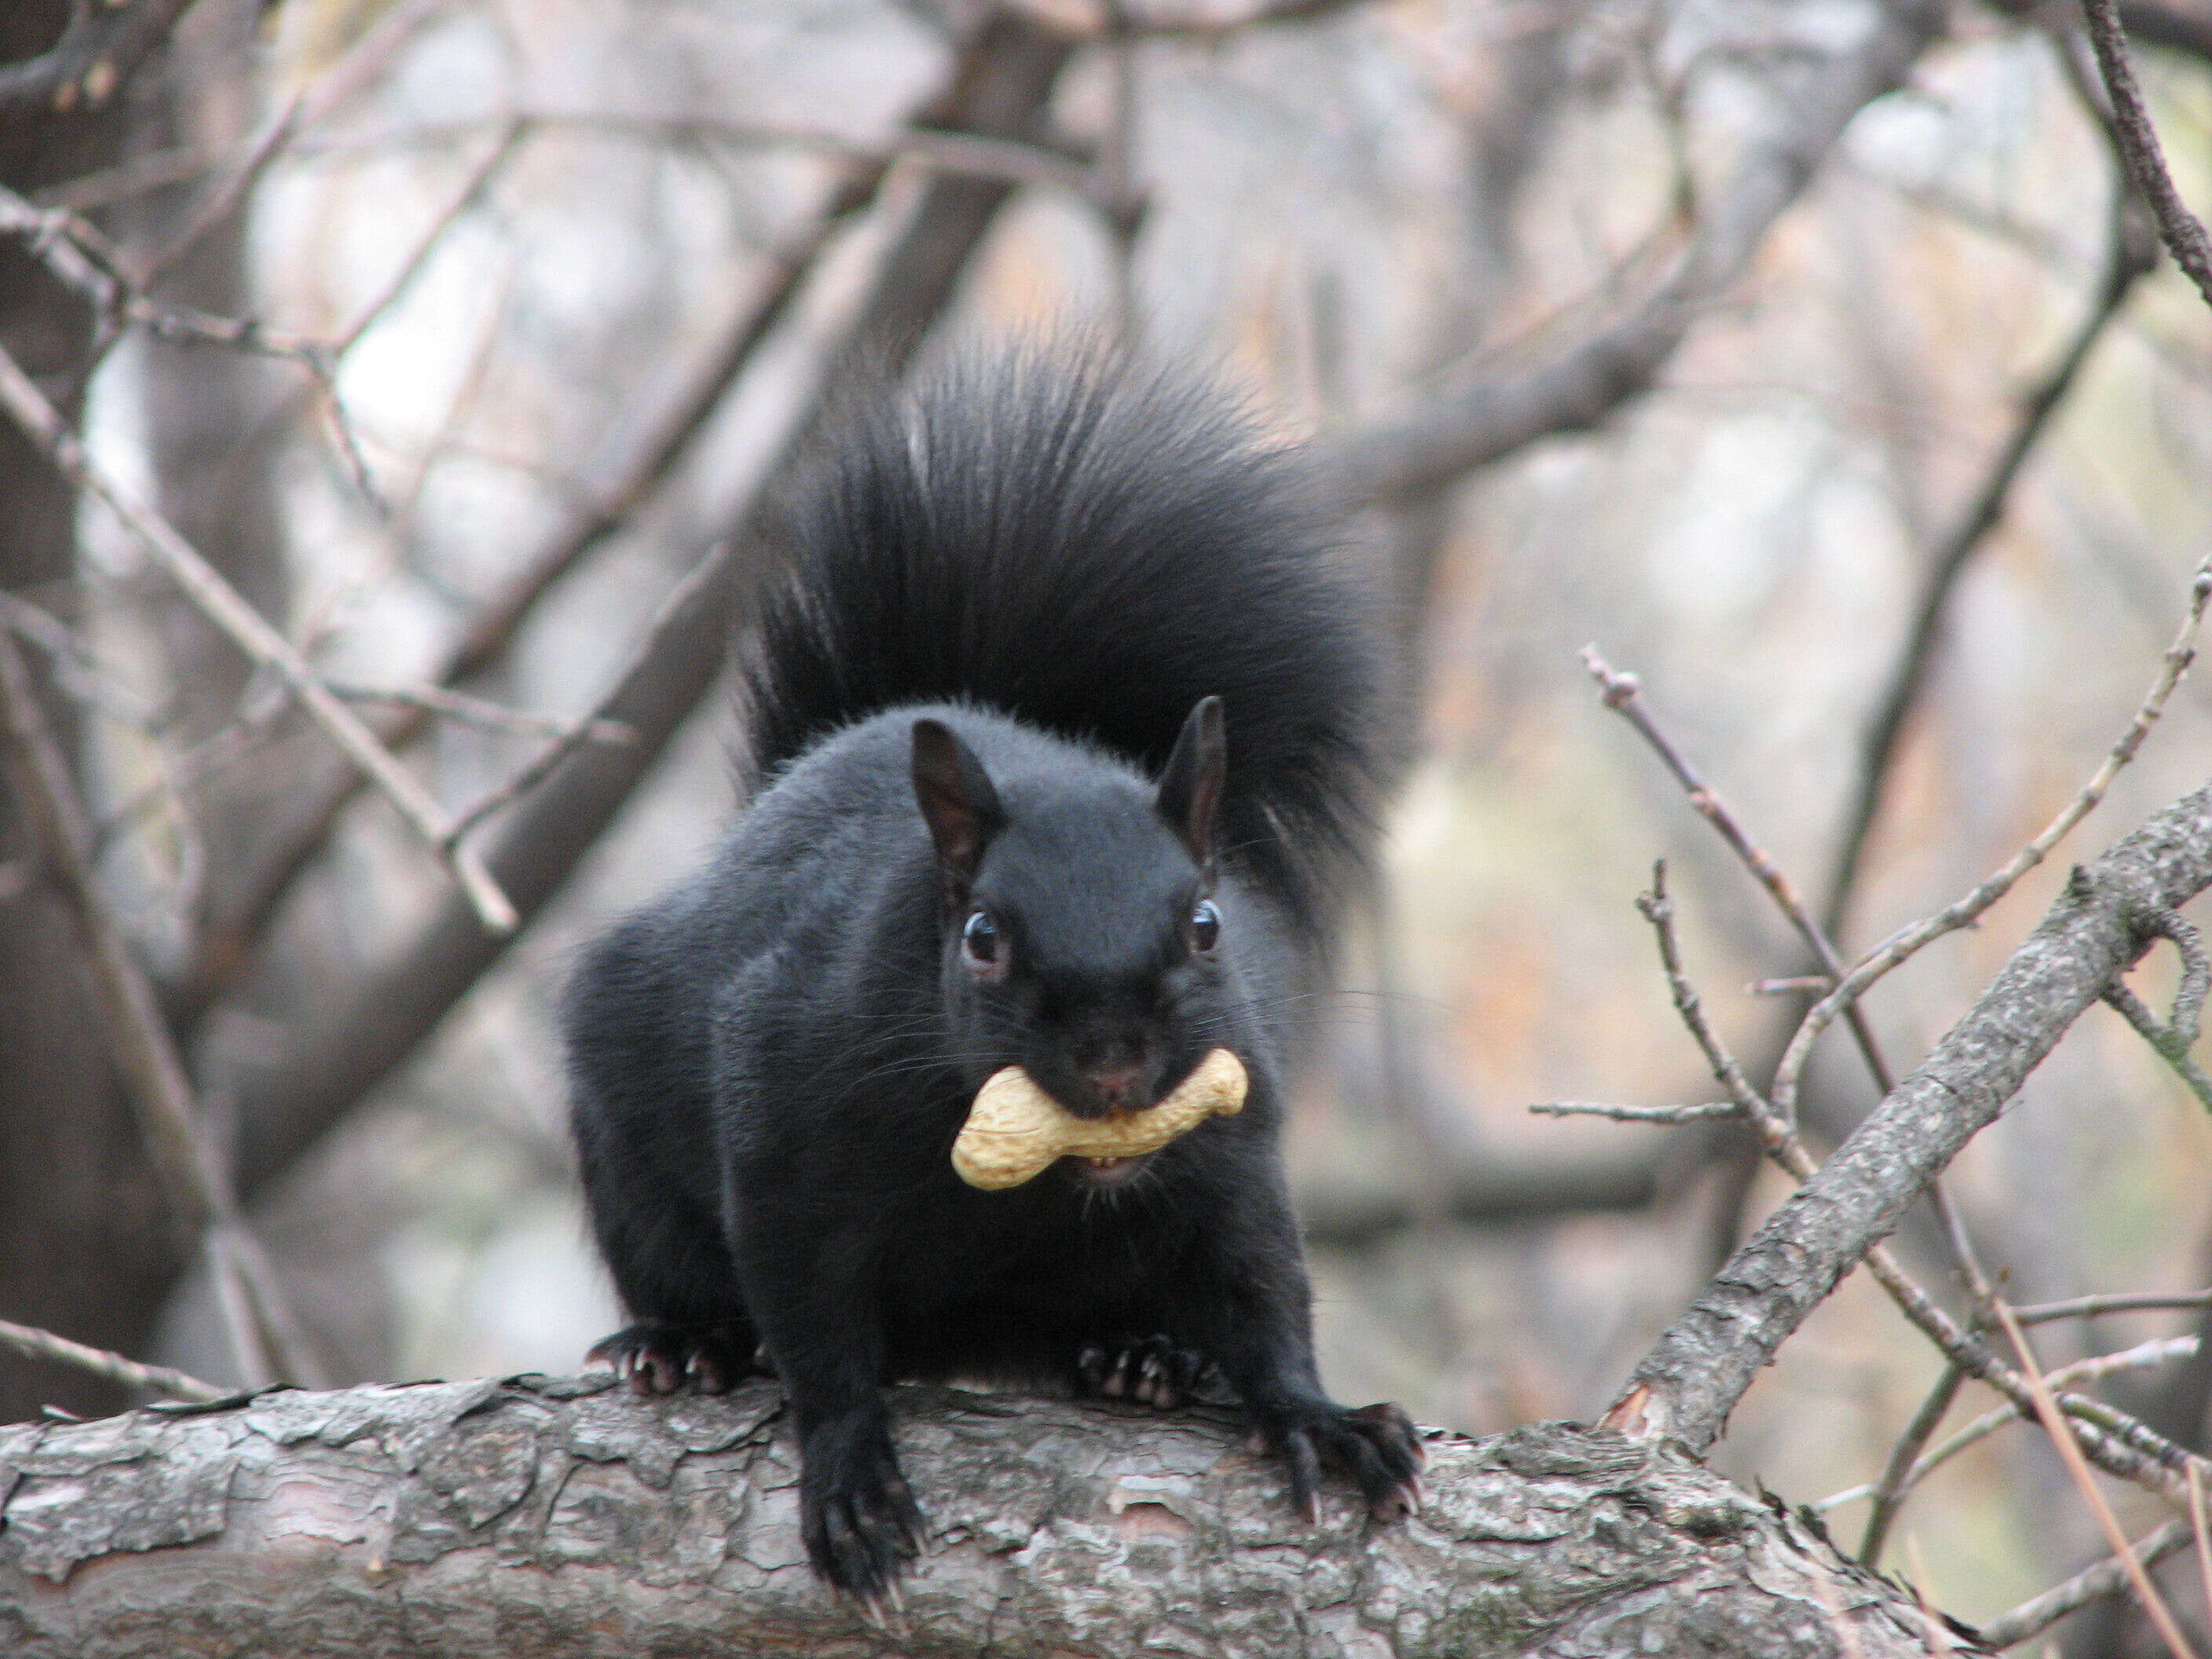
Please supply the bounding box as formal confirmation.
[0,334,519,936]
[1616,778,2212,1456]
[2083,0,2212,309]
[1322,0,1943,501]
[0,1378,1987,1657]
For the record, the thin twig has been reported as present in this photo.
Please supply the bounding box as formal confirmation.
[1584,649,1896,1111]
[0,184,394,520]
[1772,560,2212,1126]
[1584,649,2001,1296]
[2081,0,2212,309]
[93,681,291,856]
[443,543,728,844]
[2104,908,2212,1108]
[0,336,519,936]
[142,0,448,283]
[137,88,307,287]
[2105,981,2212,1109]
[1610,867,2212,1511]
[175,202,872,1016]
[1835,1337,2202,1526]
[0,1318,227,1406]
[328,681,632,746]
[1529,1100,1741,1123]
[0,186,332,363]
[1975,1518,2196,1650]
[288,111,1098,199]
[2015,1289,2212,1326]
[1859,1363,1962,1565]
[1992,1301,2196,1659]
[336,123,522,360]
[1750,976,1833,997]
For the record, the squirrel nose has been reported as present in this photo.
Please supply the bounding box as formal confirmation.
[1085,1063,1144,1111]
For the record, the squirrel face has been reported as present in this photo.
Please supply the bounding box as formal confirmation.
[912,701,1238,1183]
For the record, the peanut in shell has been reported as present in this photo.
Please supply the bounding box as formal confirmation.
[950,1047,1247,1190]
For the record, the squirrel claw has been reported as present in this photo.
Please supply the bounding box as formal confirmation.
[1076,1335,1206,1410]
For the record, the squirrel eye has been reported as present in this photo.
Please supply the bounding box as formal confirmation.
[1188,898,1221,954]
[961,909,1001,965]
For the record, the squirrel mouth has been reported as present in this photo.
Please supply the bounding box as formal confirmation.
[1075,1150,1153,1188]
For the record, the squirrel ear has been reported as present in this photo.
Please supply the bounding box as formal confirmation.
[913,719,1005,899]
[1155,695,1225,878]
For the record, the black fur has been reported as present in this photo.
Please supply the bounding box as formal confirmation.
[565,346,1419,1601]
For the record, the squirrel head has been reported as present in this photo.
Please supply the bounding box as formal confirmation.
[912,700,1239,1177]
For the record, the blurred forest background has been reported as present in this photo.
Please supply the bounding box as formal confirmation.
[2,0,2210,1650]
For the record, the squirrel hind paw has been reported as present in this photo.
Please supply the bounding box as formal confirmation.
[586,1322,759,1396]
[1075,1334,1211,1409]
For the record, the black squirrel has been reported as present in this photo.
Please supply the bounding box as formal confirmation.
[563,344,1423,1599]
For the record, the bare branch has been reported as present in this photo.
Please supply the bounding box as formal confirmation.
[1529,1100,1741,1123]
[2104,957,2212,1112]
[2082,0,2212,309]
[1858,1362,1962,1566]
[441,542,728,846]
[1580,650,1903,1117]
[175,11,1083,1018]
[1772,559,2212,1126]
[220,12,1080,1208]
[0,1318,225,1406]
[2101,906,2210,1109]
[2015,1289,2212,1326]
[1976,1518,2196,1650]
[1837,1336,2202,1544]
[1324,0,1943,500]
[0,333,519,935]
[1993,1301,2196,1659]
[1617,778,2212,1463]
[328,682,632,748]
[0,1380,1989,1658]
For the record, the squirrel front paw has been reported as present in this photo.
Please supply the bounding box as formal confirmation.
[586,1322,758,1395]
[800,1417,926,1606]
[1254,1398,1424,1524]
[1075,1334,1211,1408]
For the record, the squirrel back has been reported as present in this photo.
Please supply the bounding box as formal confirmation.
[744,343,1396,941]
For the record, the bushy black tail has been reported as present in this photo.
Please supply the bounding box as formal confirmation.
[745,342,1397,936]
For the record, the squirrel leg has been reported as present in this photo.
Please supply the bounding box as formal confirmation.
[734,1231,923,1598]
[1174,1188,1424,1524]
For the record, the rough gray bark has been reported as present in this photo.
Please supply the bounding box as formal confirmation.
[0,1376,1983,1657]
[1620,778,2212,1453]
